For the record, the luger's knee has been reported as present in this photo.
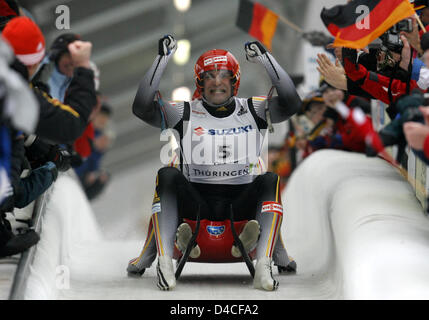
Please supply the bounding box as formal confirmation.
[156,167,182,185]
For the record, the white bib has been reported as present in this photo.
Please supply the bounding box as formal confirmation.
[181,98,266,185]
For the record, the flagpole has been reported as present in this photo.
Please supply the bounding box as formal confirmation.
[415,13,427,33]
[277,14,304,34]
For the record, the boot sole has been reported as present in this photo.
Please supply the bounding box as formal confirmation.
[231,220,260,258]
[176,223,200,258]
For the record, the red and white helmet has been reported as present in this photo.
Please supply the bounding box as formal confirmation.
[193,49,240,99]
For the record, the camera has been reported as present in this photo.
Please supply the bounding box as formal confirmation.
[375,19,412,54]
[379,32,403,53]
[391,18,413,33]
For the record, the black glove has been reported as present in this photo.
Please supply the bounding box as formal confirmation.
[342,47,358,65]
[49,147,72,172]
[158,35,176,56]
[24,137,71,171]
[69,150,83,168]
[245,41,266,62]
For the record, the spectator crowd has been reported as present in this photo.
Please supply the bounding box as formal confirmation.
[268,0,429,198]
[0,0,114,259]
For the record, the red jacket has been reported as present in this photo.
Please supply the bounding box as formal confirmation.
[344,57,419,105]
[73,122,94,159]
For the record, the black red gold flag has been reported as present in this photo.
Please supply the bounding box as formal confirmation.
[321,0,415,49]
[236,0,278,51]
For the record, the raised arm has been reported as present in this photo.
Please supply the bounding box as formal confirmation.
[245,41,302,123]
[132,35,184,128]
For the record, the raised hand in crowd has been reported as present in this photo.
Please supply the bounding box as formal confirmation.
[316,53,347,90]
[419,105,429,124]
[399,35,412,71]
[326,43,344,62]
[400,16,424,56]
[403,106,429,152]
[68,40,92,69]
[403,121,429,150]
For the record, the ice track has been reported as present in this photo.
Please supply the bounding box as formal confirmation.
[23,150,429,299]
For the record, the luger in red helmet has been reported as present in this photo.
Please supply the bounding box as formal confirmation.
[193,49,240,100]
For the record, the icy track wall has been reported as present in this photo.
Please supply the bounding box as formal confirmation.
[284,149,429,299]
[23,174,102,299]
[17,149,429,299]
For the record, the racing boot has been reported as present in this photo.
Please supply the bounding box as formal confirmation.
[156,255,176,291]
[175,222,200,259]
[127,222,157,277]
[231,220,260,258]
[253,256,279,291]
[127,259,146,277]
[272,233,297,274]
[277,258,297,274]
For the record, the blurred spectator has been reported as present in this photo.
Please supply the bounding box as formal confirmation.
[377,90,425,148]
[34,33,101,102]
[322,86,374,154]
[0,132,57,242]
[0,15,96,258]
[341,36,418,119]
[296,90,326,134]
[267,145,292,192]
[292,91,325,156]
[2,16,97,190]
[73,92,103,161]
[74,103,114,200]
[415,1,429,26]
[316,53,347,90]
[404,106,429,165]
[0,38,38,136]
[0,33,43,258]
[34,33,81,102]
[2,16,97,144]
[416,32,429,89]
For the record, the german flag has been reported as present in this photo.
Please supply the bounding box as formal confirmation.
[321,0,415,49]
[236,0,278,51]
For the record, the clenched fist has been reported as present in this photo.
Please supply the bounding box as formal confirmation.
[158,35,176,56]
[68,40,92,69]
[245,41,266,62]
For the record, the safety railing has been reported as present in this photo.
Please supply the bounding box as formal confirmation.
[8,183,54,300]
